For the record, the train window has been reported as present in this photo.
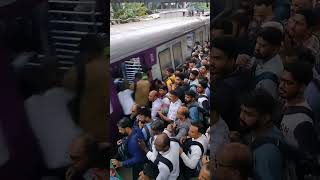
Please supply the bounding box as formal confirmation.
[158,48,173,80]
[172,42,183,68]
[199,31,204,45]
[196,31,200,44]
[186,33,195,55]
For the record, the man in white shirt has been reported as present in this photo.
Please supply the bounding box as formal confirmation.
[117,83,135,116]
[148,90,163,120]
[158,90,182,124]
[140,133,180,180]
[179,122,208,178]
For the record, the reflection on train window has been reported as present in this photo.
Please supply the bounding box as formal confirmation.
[158,48,173,80]
[172,42,183,68]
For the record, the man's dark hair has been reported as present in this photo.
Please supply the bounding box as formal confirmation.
[296,9,316,28]
[202,64,209,71]
[284,62,313,85]
[135,72,143,80]
[169,90,179,97]
[189,58,197,64]
[286,46,315,65]
[191,122,205,134]
[231,10,250,30]
[138,107,151,118]
[175,72,185,80]
[176,67,184,72]
[198,80,208,89]
[211,18,233,35]
[117,117,133,128]
[190,70,199,77]
[159,85,168,92]
[151,120,165,132]
[185,90,197,98]
[211,36,238,59]
[257,27,283,46]
[241,89,275,115]
[143,162,159,179]
[254,0,275,8]
[166,68,174,74]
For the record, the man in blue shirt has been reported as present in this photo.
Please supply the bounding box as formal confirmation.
[136,107,153,141]
[112,117,146,180]
[239,89,287,180]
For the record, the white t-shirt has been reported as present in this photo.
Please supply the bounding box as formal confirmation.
[151,98,163,119]
[180,134,209,169]
[147,141,180,180]
[167,100,182,121]
[24,87,82,169]
[117,89,135,115]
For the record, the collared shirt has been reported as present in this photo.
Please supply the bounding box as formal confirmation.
[147,141,180,180]
[252,54,284,98]
[167,99,182,121]
[180,134,209,169]
[152,98,163,119]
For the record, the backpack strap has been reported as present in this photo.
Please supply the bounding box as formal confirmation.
[154,154,173,172]
[170,137,182,146]
[284,106,315,122]
[255,72,279,85]
[144,125,151,140]
[187,141,205,155]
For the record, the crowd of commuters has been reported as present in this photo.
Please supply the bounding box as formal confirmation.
[111,41,211,180]
[112,0,320,179]
[209,0,320,180]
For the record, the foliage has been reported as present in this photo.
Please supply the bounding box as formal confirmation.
[190,2,210,11]
[112,3,147,20]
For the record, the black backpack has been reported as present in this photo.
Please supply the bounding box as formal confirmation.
[179,138,205,178]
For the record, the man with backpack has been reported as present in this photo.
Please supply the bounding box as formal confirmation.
[137,108,153,143]
[239,89,287,180]
[184,90,200,123]
[251,27,284,98]
[140,133,180,180]
[196,80,210,113]
[278,62,319,179]
[179,122,208,179]
[112,117,146,180]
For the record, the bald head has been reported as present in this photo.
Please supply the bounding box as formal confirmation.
[176,106,189,121]
[215,143,253,179]
[148,90,158,102]
[154,133,170,152]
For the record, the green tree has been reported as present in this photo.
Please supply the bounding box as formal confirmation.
[112,3,147,20]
